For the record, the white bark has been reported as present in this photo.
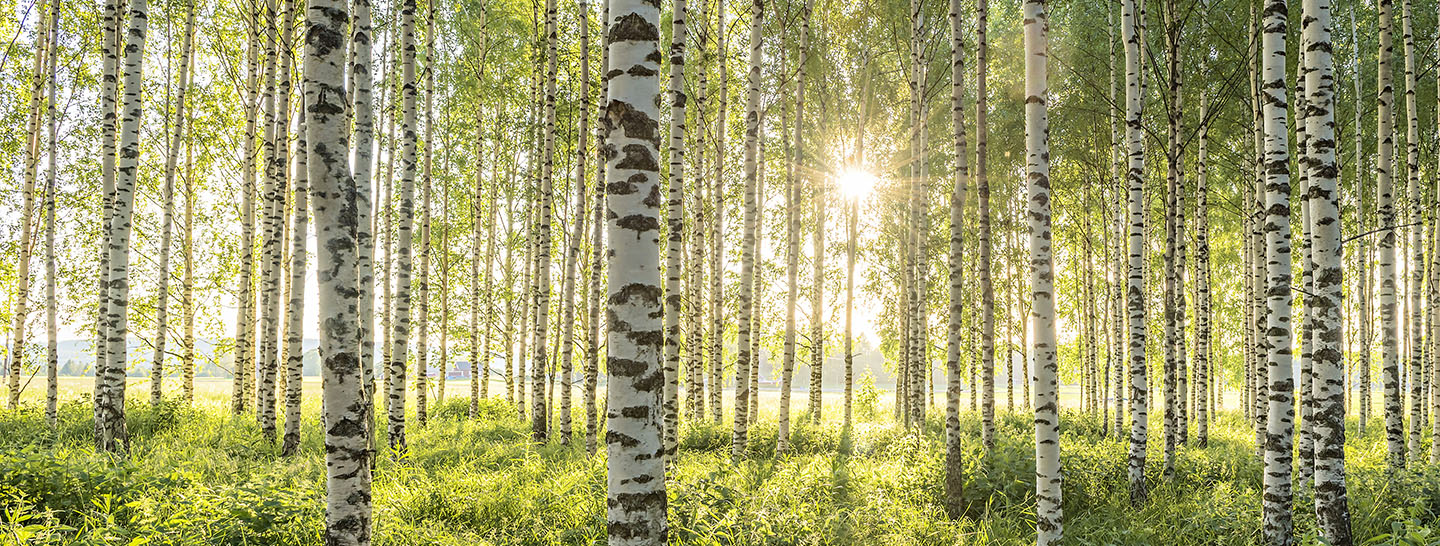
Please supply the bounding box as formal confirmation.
[1024,0,1060,541]
[603,0,669,541]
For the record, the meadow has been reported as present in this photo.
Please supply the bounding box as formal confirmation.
[1,378,1438,545]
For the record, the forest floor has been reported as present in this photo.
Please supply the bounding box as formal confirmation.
[1,380,1438,545]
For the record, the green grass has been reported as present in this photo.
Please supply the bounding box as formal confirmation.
[1,392,1438,545]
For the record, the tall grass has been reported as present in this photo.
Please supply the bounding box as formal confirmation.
[1,394,1437,545]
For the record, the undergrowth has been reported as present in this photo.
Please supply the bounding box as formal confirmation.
[1,396,1437,545]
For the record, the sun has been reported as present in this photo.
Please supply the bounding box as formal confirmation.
[836,167,877,199]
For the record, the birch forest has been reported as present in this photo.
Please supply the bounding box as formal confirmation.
[3,0,1440,543]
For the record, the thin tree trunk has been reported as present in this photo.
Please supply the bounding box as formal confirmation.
[1400,0,1423,463]
[1259,0,1296,541]
[417,0,437,429]
[97,0,120,418]
[42,0,59,424]
[1122,0,1147,505]
[9,0,50,410]
[1375,0,1404,473]
[379,33,397,425]
[1110,0,1124,437]
[685,0,707,424]
[150,1,196,406]
[95,0,149,453]
[585,0,611,454]
[352,0,377,431]
[804,0,821,426]
[1195,94,1211,448]
[708,0,728,424]
[1161,0,1181,476]
[387,0,420,454]
[943,0,969,515]
[661,0,686,463]
[778,32,803,454]
[1250,0,1268,458]
[976,0,995,452]
[730,0,762,459]
[257,0,297,440]
[281,110,308,457]
[181,46,196,405]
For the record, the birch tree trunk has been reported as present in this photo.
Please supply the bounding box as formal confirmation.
[1375,0,1404,473]
[181,68,196,404]
[380,34,398,424]
[281,110,308,457]
[150,1,196,406]
[730,0,763,460]
[9,0,49,410]
[1250,1,1268,457]
[708,0,728,423]
[685,4,707,423]
[97,0,120,416]
[387,0,420,454]
[1161,0,1182,475]
[42,0,59,424]
[976,0,996,452]
[778,36,803,454]
[662,0,687,463]
[944,0,969,516]
[1195,95,1211,448]
[1352,8,1367,428]
[1301,0,1354,541]
[353,0,377,421]
[1110,0,1124,437]
[1400,0,1423,463]
[530,0,558,442]
[1259,1,1296,541]
[804,0,821,425]
[258,0,298,440]
[585,0,611,453]
[1298,72,1314,485]
[95,0,150,453]
[1122,0,1147,505]
[1024,2,1060,541]
[603,0,669,540]
[303,0,372,539]
[416,0,438,429]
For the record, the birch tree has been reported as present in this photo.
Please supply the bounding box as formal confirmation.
[353,0,378,418]
[730,0,764,459]
[42,0,59,424]
[303,0,373,538]
[257,0,298,441]
[602,0,669,539]
[95,0,150,453]
[1024,0,1060,541]
[1123,0,1147,505]
[1375,0,1404,473]
[778,9,805,452]
[150,0,197,405]
[8,0,49,410]
[281,110,308,457]
[1301,0,1353,541]
[1259,0,1296,541]
[976,0,996,452]
[662,0,687,462]
[531,0,559,442]
[388,0,421,454]
[1399,0,1422,462]
[944,0,969,516]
